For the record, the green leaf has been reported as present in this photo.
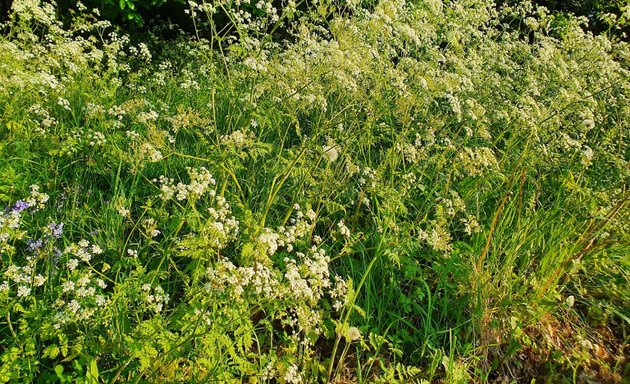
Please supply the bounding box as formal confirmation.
[43,344,60,359]
[86,358,99,384]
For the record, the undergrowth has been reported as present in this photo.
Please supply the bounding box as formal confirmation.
[0,0,628,383]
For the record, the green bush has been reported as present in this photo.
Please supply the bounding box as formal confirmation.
[541,0,625,15]
[0,0,628,382]
[53,0,184,26]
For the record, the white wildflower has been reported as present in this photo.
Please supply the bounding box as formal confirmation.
[95,295,107,306]
[62,280,75,293]
[68,300,81,314]
[284,364,302,384]
[337,220,351,238]
[323,144,339,162]
[582,119,595,130]
[33,274,46,287]
[17,286,31,298]
[67,259,79,271]
[347,326,361,341]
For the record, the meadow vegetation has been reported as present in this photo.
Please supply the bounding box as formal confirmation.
[0,0,628,382]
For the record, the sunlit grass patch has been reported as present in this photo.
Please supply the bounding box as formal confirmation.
[0,0,628,382]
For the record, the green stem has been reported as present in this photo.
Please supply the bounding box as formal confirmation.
[327,237,383,382]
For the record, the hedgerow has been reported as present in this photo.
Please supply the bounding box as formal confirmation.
[0,0,628,382]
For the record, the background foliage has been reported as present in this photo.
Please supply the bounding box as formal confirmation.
[0,0,628,383]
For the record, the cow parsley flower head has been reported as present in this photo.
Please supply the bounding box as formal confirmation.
[337,220,351,238]
[67,259,79,271]
[17,286,31,298]
[284,364,302,384]
[582,119,595,130]
[323,138,339,162]
[524,17,539,30]
[347,326,361,341]
[258,229,280,255]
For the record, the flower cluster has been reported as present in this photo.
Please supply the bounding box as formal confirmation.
[1,264,47,299]
[140,284,170,313]
[204,244,347,337]
[157,167,216,202]
[0,0,626,381]
[53,270,109,328]
[64,239,103,266]
[255,204,316,256]
[0,186,49,254]
[458,147,499,177]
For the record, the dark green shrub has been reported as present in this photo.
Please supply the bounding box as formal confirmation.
[542,0,625,16]
[0,0,11,22]
[56,0,186,27]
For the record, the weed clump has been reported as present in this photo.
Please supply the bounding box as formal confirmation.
[0,0,628,382]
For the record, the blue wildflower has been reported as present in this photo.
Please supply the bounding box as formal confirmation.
[48,222,64,239]
[27,238,44,252]
[11,200,30,213]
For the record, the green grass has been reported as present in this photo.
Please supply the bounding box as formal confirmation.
[0,0,628,383]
